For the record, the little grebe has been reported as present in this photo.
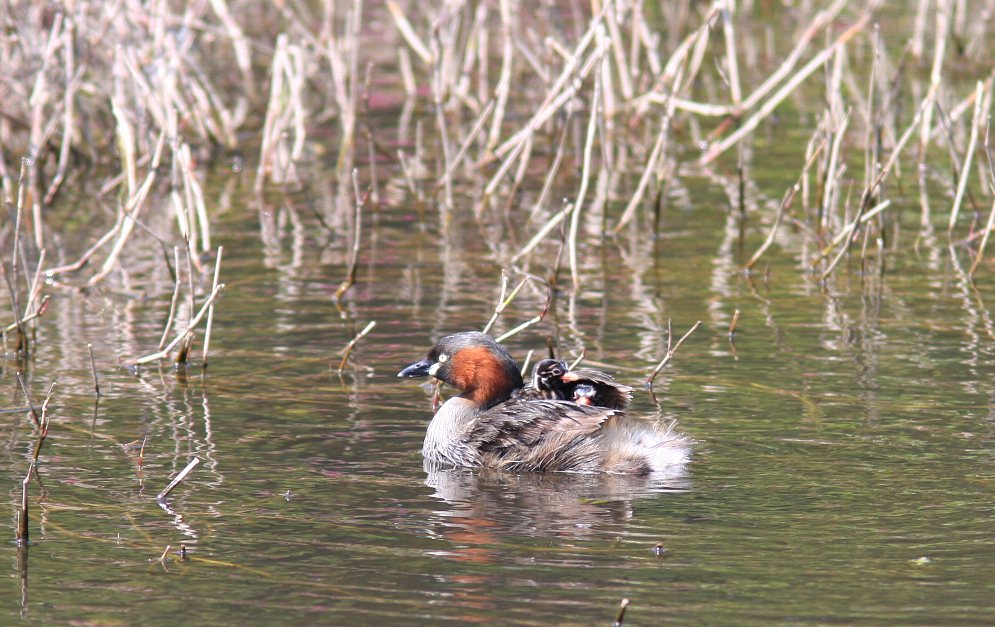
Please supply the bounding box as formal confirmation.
[398,332,691,474]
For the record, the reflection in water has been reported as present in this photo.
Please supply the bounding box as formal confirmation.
[424,466,691,541]
[416,465,691,617]
[17,545,28,618]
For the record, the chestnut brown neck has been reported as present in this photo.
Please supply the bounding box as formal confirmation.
[450,346,520,409]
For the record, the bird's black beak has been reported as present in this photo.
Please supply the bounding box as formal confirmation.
[398,358,433,378]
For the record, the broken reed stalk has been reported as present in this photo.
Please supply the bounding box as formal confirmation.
[157,456,201,501]
[495,312,545,343]
[647,320,702,388]
[201,246,223,369]
[386,1,432,64]
[335,170,369,302]
[613,92,678,233]
[31,382,55,467]
[337,320,376,372]
[729,309,741,336]
[1,263,28,354]
[134,283,225,366]
[17,380,55,544]
[970,196,995,276]
[16,463,32,546]
[87,344,101,396]
[612,598,630,627]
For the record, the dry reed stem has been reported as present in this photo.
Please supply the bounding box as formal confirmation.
[31,382,55,465]
[482,274,530,335]
[520,349,535,377]
[1,263,27,353]
[158,248,183,350]
[527,110,574,222]
[605,4,632,101]
[647,320,702,388]
[43,18,77,206]
[700,8,872,165]
[14,372,40,428]
[485,0,513,152]
[201,246,223,369]
[969,196,995,276]
[24,248,46,321]
[157,456,201,501]
[568,62,602,290]
[728,309,741,336]
[437,100,494,190]
[1,295,49,335]
[919,0,950,157]
[88,131,166,287]
[335,170,368,302]
[613,66,682,233]
[386,1,433,64]
[398,47,416,96]
[207,0,255,99]
[491,2,611,161]
[567,349,586,371]
[720,0,742,106]
[432,39,455,210]
[745,185,797,271]
[746,137,827,272]
[512,202,573,264]
[969,124,995,275]
[337,320,376,372]
[821,85,939,279]
[948,81,985,235]
[494,292,551,343]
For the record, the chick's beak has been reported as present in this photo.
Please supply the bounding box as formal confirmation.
[560,371,579,382]
[398,358,433,378]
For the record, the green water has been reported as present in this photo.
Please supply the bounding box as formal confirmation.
[2,172,993,623]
